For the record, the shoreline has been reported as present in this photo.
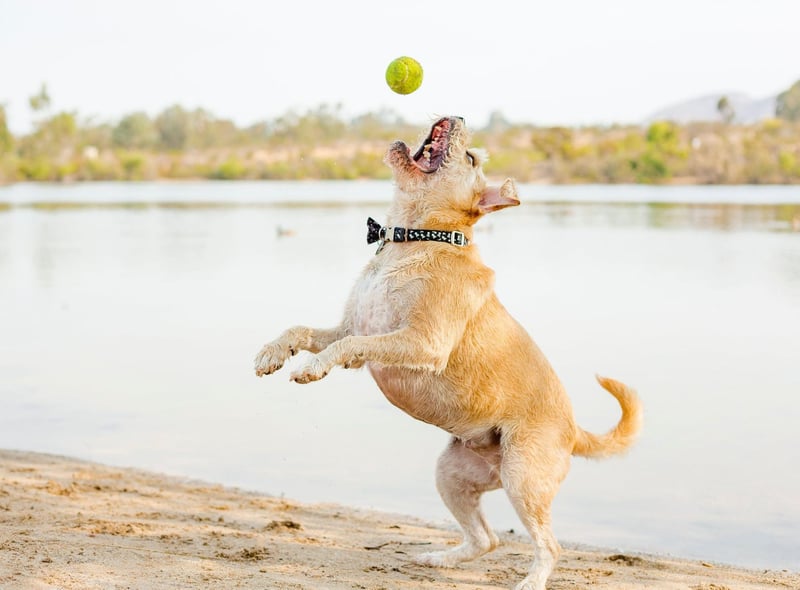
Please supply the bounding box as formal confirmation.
[0,449,796,589]
[3,176,800,187]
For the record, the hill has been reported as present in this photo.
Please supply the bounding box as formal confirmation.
[645,92,777,124]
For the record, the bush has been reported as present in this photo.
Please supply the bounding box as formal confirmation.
[631,151,670,183]
[19,158,54,181]
[119,152,147,180]
[211,156,247,180]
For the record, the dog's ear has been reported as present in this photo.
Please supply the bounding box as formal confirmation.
[477,179,520,214]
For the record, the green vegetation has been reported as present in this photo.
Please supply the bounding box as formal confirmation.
[776,80,800,122]
[2,81,800,185]
[0,105,13,155]
[716,96,735,124]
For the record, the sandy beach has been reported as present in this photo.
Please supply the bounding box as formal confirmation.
[0,450,796,589]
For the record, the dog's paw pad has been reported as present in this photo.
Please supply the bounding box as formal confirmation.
[290,372,309,384]
[291,371,327,384]
[289,360,329,384]
[290,372,315,384]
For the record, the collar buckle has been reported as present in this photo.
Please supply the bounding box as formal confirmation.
[450,231,466,246]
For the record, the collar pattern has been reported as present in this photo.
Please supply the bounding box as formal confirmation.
[367,217,469,252]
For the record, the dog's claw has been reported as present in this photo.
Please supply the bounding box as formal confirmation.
[289,357,330,384]
[290,369,325,384]
[255,361,282,377]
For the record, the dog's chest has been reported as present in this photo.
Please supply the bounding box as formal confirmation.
[347,254,479,434]
[350,262,403,336]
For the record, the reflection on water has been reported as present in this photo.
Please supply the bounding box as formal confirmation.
[517,201,800,233]
[0,182,798,571]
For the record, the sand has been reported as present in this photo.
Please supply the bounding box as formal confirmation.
[0,449,796,590]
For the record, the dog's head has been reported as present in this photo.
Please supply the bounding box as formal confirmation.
[383,116,519,227]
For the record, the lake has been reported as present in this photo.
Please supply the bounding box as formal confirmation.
[1,181,798,571]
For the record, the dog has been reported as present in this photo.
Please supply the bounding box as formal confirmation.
[254,116,643,590]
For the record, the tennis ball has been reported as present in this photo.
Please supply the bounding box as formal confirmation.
[385,56,423,95]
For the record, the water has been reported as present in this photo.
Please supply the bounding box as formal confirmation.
[1,181,799,571]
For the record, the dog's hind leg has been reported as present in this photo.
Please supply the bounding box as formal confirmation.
[415,435,502,567]
[501,432,571,590]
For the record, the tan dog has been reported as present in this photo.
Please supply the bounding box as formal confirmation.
[254,116,643,590]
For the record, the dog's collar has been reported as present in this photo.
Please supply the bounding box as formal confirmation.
[366,217,469,253]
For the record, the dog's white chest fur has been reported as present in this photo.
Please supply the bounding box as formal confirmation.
[350,259,402,337]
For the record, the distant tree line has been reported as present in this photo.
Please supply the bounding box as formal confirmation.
[1,81,800,185]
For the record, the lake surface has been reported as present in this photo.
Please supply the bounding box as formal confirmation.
[1,181,798,571]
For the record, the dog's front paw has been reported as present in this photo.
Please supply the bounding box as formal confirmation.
[254,341,294,377]
[289,356,331,384]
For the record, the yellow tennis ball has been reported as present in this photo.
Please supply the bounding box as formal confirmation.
[385,56,423,95]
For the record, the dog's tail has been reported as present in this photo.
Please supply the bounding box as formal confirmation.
[572,375,643,459]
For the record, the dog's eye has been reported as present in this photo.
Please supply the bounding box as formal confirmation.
[466,151,476,167]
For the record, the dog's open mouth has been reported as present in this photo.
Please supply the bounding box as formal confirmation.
[411,117,452,173]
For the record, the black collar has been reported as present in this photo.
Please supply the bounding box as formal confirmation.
[366,217,469,251]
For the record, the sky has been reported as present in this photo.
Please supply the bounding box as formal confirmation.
[2,0,799,133]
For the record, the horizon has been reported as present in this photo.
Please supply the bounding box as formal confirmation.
[3,0,800,133]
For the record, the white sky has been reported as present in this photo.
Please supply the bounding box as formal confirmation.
[2,0,799,133]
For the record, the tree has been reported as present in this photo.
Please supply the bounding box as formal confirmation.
[269,104,346,145]
[155,105,189,150]
[0,104,13,155]
[29,83,51,113]
[185,108,240,149]
[646,121,679,152]
[776,80,800,121]
[717,96,735,124]
[19,111,77,158]
[112,112,157,149]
